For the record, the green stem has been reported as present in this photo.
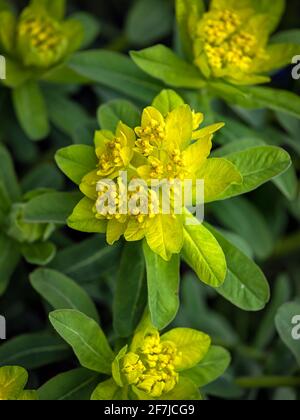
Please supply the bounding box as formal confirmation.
[272,230,300,259]
[214,340,267,362]
[104,34,130,52]
[236,376,300,389]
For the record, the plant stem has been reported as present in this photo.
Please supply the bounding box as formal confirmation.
[272,231,300,259]
[236,376,300,389]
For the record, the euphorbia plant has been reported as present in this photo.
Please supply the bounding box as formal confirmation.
[49,309,230,400]
[54,89,291,329]
[0,0,99,140]
[130,0,300,119]
[0,144,58,295]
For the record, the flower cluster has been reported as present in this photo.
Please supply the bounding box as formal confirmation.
[61,91,242,261]
[0,1,83,73]
[91,313,212,400]
[194,8,267,76]
[172,0,300,86]
[121,332,181,398]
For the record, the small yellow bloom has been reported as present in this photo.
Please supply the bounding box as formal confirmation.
[17,7,69,68]
[110,315,212,400]
[194,8,267,78]
[95,122,136,178]
[122,332,181,398]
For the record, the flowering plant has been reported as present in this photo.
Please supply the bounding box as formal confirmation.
[130,0,300,117]
[49,309,229,401]
[0,0,99,140]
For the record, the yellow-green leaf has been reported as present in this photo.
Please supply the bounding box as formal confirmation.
[161,328,211,371]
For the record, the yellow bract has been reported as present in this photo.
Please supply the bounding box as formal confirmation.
[95,122,136,177]
[78,102,224,260]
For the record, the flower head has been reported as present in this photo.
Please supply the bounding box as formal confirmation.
[0,1,83,71]
[110,314,212,400]
[17,6,69,68]
[122,332,181,398]
[174,0,299,86]
[57,90,242,261]
[195,9,266,74]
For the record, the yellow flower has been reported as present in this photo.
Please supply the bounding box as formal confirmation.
[111,314,211,400]
[60,90,242,261]
[193,7,268,80]
[0,2,83,70]
[95,122,136,178]
[122,332,181,398]
[17,6,69,68]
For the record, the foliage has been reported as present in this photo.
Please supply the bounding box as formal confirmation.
[0,0,299,401]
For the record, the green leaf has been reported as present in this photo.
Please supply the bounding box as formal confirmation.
[69,50,163,103]
[44,89,90,137]
[0,10,16,52]
[254,274,292,349]
[113,242,147,338]
[71,12,101,48]
[12,81,50,141]
[275,302,300,366]
[182,346,231,388]
[0,180,11,220]
[206,225,270,311]
[162,328,211,370]
[24,192,82,225]
[30,268,99,322]
[253,0,285,33]
[176,0,205,59]
[125,0,173,46]
[181,217,227,288]
[91,379,122,400]
[18,390,38,401]
[55,145,97,185]
[1,58,32,88]
[131,45,206,89]
[210,82,300,120]
[50,236,121,284]
[152,89,185,116]
[30,0,66,19]
[271,29,300,45]
[0,234,20,296]
[273,165,298,201]
[38,368,100,401]
[49,309,114,374]
[21,241,56,266]
[0,144,21,202]
[160,377,202,400]
[67,197,107,234]
[210,197,274,260]
[21,163,64,192]
[97,99,140,132]
[197,158,243,203]
[143,241,180,330]
[217,146,291,199]
[0,332,70,369]
[0,366,28,400]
